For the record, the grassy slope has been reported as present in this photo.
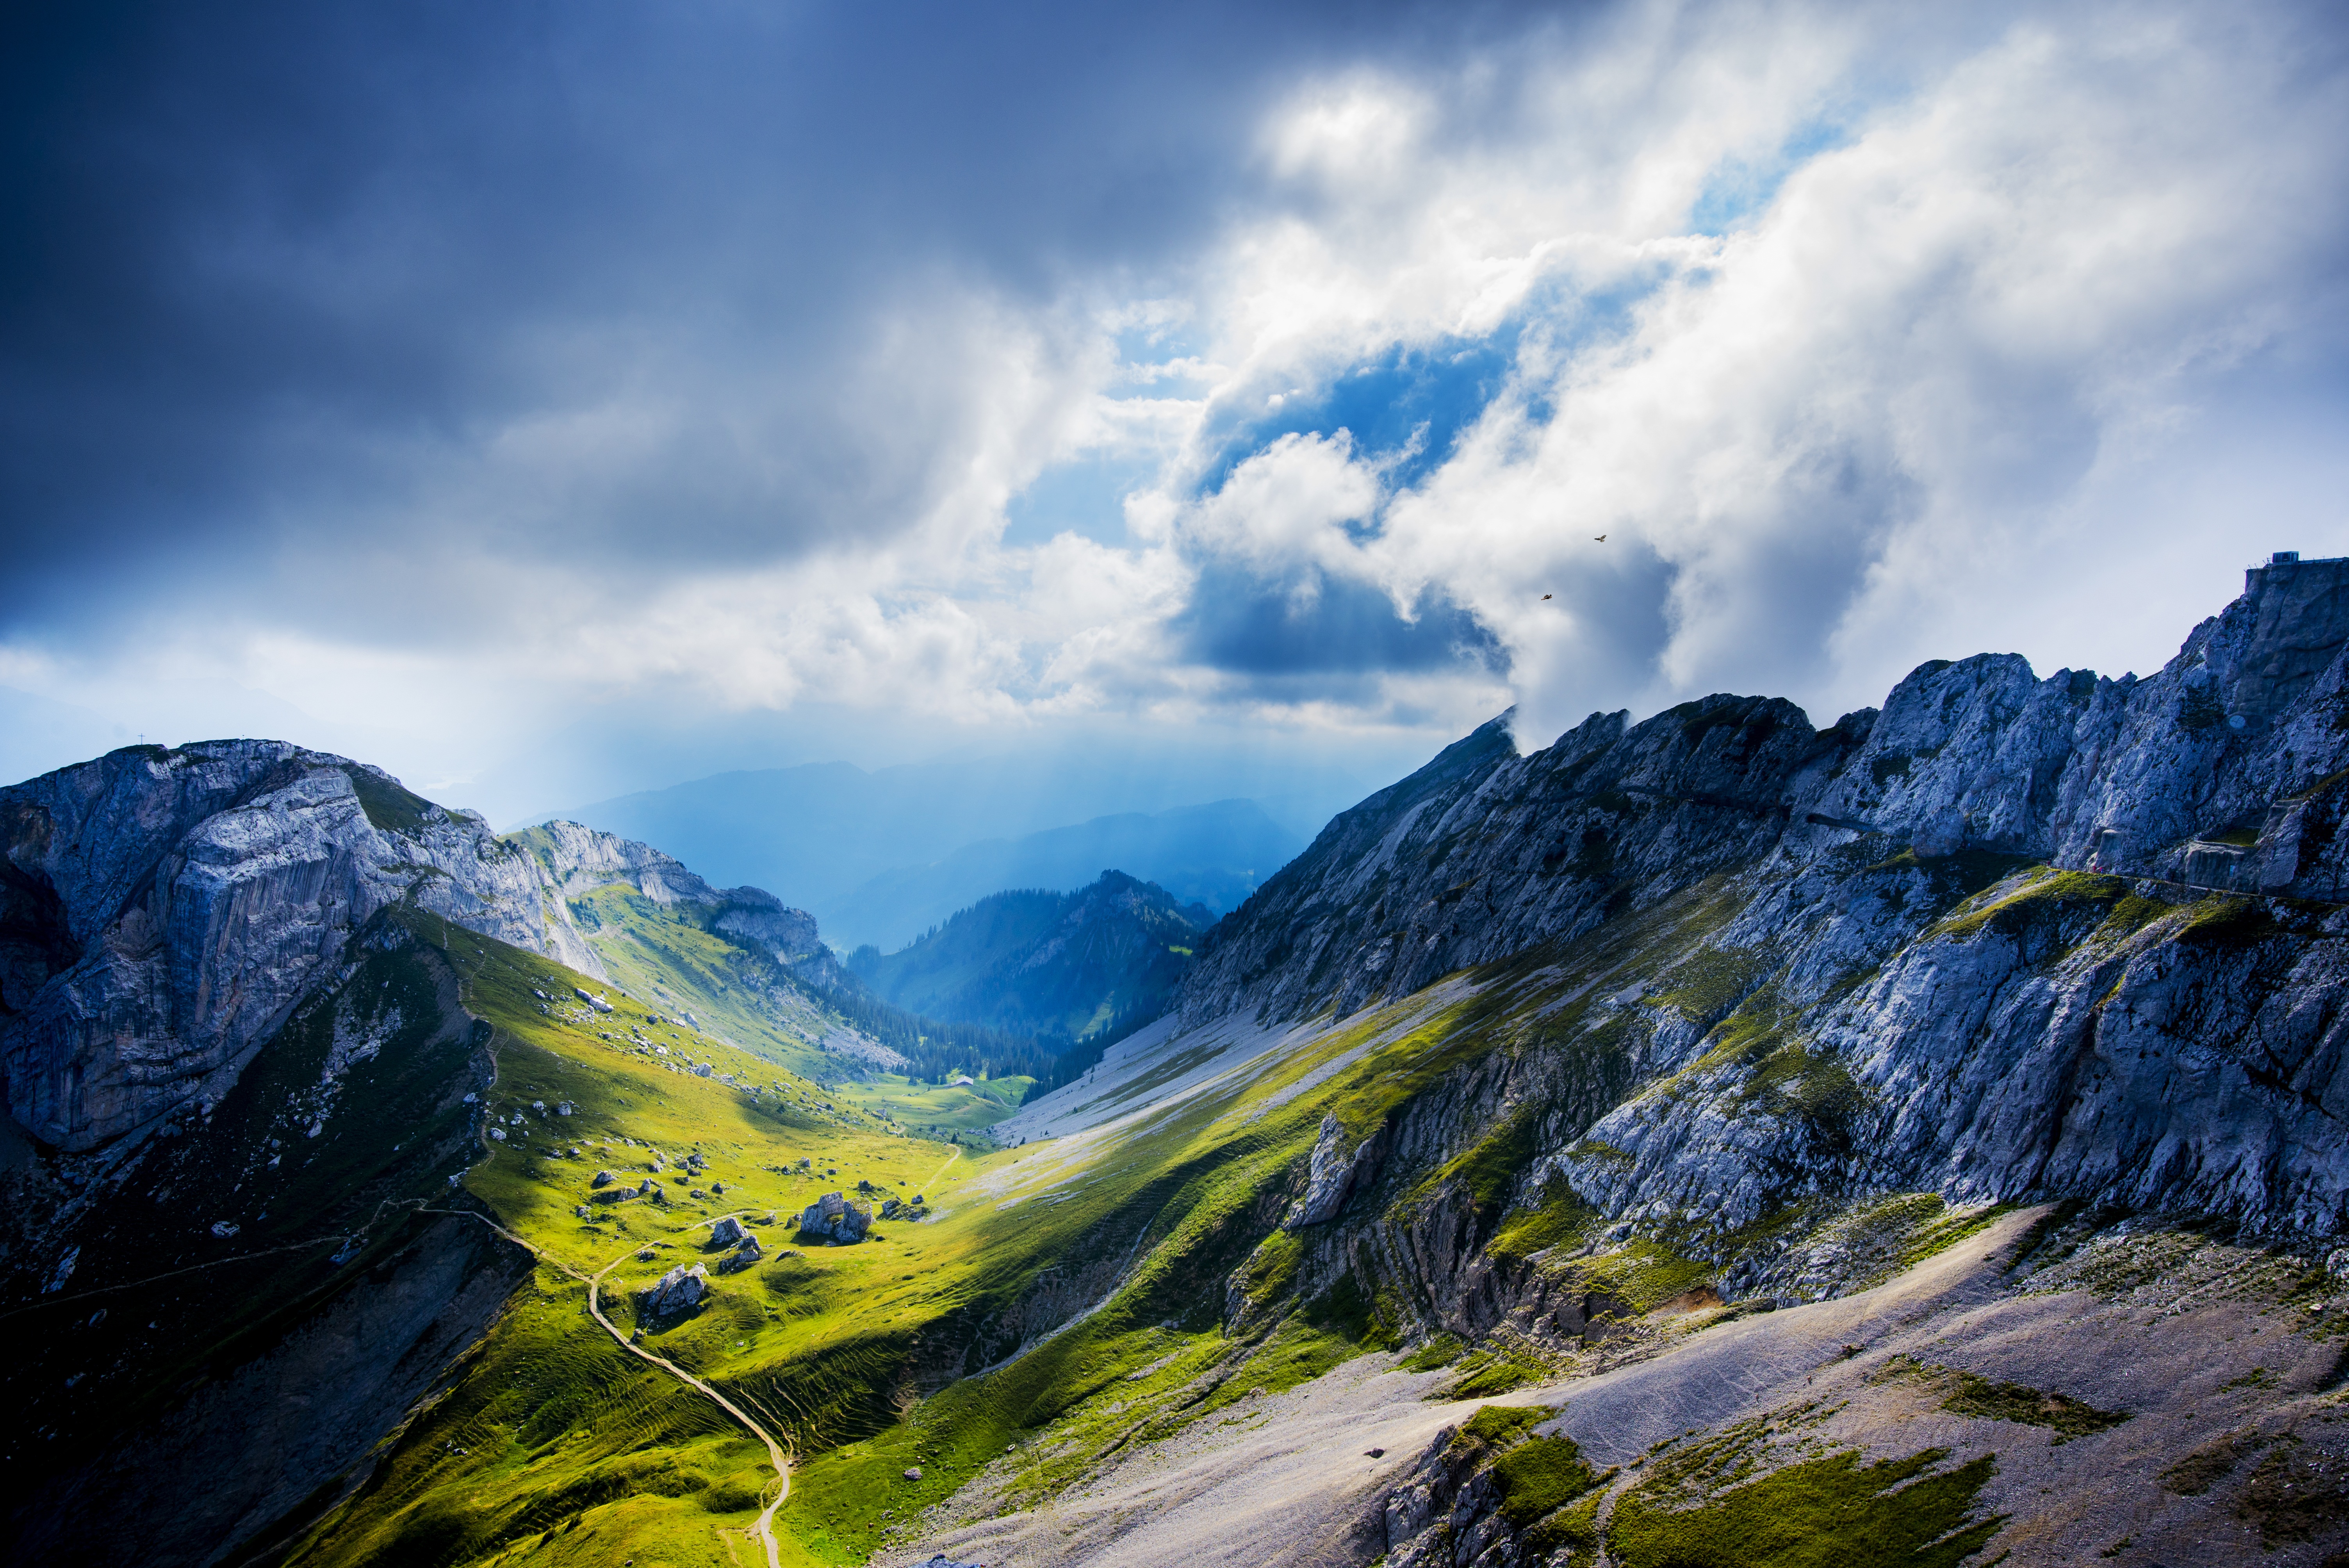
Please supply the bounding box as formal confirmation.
[562,882,1033,1140]
[275,889,1589,1566]
[292,857,2035,1567]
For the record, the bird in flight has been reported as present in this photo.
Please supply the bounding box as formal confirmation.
[1593,534,1607,542]
[1541,593,1552,600]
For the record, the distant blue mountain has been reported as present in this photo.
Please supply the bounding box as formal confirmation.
[826,799,1304,953]
[538,751,1354,932]
[847,870,1213,1042]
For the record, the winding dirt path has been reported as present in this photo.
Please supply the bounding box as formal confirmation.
[422,1206,793,1568]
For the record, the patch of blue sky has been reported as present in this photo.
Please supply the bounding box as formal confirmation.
[1003,451,1163,547]
[1191,264,1682,510]
[1105,317,1216,401]
[1688,116,1854,235]
[1190,327,1523,503]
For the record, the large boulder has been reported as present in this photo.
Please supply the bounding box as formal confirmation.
[797,1190,872,1245]
[1285,1114,1388,1228]
[709,1216,747,1247]
[642,1262,709,1317]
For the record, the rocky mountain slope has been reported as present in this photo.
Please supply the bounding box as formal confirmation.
[8,559,2349,1568]
[848,870,1213,1044]
[0,742,834,1156]
[1174,552,2349,1251]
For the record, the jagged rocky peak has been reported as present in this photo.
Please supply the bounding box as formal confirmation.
[0,743,824,1157]
[515,819,822,960]
[0,741,561,1152]
[1166,557,2349,1253]
[1185,553,2349,1034]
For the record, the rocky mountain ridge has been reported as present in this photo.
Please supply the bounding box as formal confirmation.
[1185,554,2349,1031]
[849,870,1212,1043]
[9,562,2349,1568]
[0,742,824,1155]
[1157,555,2349,1293]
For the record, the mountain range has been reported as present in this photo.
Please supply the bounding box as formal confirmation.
[7,558,2349,1567]
[541,756,1320,951]
[822,800,1296,953]
[848,871,1213,1043]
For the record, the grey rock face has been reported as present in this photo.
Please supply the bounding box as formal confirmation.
[518,818,820,962]
[798,1190,872,1244]
[1180,692,1858,1029]
[712,887,823,961]
[710,1215,747,1247]
[642,1262,709,1317]
[0,742,608,1153]
[1287,1113,1388,1228]
[1185,558,2349,1247]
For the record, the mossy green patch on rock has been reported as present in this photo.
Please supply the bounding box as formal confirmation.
[2237,1435,2349,1546]
[2163,1429,2267,1495]
[1401,1334,1465,1371]
[1447,1350,1551,1399]
[1929,866,2125,943]
[1458,1402,1554,1449]
[1658,945,1772,1027]
[1609,1444,2004,1568]
[1879,1354,2130,1442]
[1492,1433,1599,1526]
[1489,1180,1601,1265]
[339,764,437,836]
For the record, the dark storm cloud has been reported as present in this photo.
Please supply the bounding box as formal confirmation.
[0,0,1564,643]
[1175,563,1501,677]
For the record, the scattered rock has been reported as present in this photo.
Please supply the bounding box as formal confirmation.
[798,1190,872,1245]
[642,1262,709,1317]
[710,1216,747,1247]
[592,1169,616,1188]
[903,1466,923,1480]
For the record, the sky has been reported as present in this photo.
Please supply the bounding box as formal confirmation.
[5,0,2348,825]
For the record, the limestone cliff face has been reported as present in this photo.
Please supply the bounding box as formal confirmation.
[1,744,539,1151]
[0,744,836,1155]
[513,820,822,961]
[1183,558,2349,1254]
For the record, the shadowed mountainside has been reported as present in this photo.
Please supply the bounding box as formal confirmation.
[848,871,1213,1044]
